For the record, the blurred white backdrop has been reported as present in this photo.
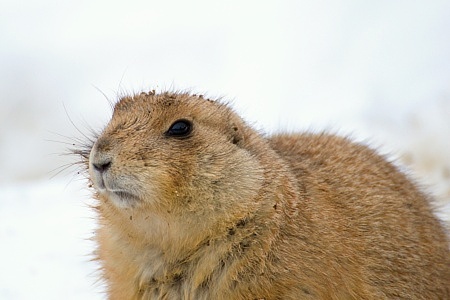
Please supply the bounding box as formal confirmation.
[1,1,449,299]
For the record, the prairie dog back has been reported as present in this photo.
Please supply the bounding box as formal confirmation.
[80,91,450,299]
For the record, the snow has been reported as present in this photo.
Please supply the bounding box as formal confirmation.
[1,1,449,299]
[0,180,104,299]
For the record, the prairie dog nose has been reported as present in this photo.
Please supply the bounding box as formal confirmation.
[89,153,112,190]
[90,137,113,174]
[92,159,112,173]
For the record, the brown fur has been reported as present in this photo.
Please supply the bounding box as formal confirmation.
[81,91,450,299]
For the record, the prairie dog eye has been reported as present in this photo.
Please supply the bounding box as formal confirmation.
[166,119,192,137]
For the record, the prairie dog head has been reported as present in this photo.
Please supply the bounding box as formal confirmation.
[88,92,263,219]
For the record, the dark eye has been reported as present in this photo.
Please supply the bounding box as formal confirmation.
[166,119,192,137]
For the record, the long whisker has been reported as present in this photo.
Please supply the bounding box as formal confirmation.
[48,163,79,179]
[63,103,94,143]
[45,139,78,147]
[48,103,99,181]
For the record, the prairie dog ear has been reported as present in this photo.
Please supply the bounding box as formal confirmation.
[230,122,243,145]
[227,113,246,146]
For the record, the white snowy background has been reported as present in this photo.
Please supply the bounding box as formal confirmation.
[1,1,449,299]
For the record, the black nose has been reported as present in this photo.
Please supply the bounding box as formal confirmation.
[92,160,112,173]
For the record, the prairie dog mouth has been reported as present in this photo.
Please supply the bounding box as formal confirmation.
[113,190,139,201]
[103,189,141,208]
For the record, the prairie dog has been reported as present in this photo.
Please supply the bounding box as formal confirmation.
[79,91,450,299]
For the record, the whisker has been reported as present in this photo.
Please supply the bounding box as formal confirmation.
[92,84,115,112]
[45,139,78,147]
[47,160,88,180]
[63,103,94,143]
[48,162,81,179]
[61,171,91,190]
[48,103,98,181]
[46,130,76,140]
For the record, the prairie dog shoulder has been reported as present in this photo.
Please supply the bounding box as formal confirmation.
[81,91,450,299]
